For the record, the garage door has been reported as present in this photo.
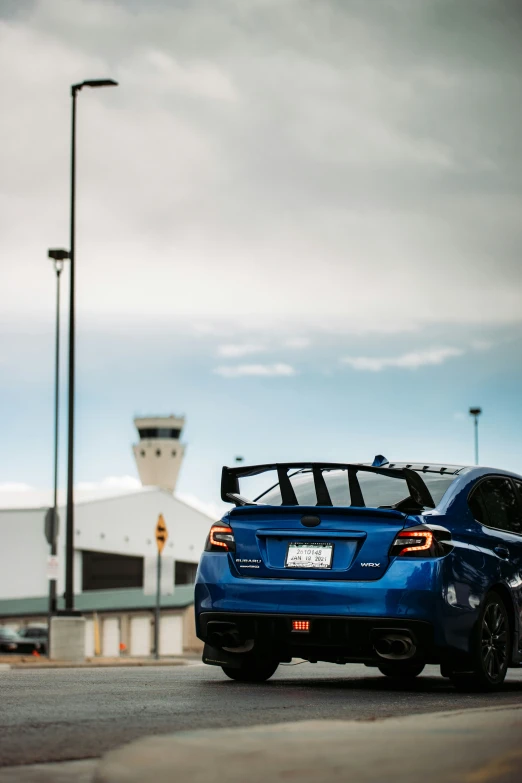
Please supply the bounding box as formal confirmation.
[84,618,95,658]
[159,614,183,656]
[102,616,120,657]
[130,616,151,657]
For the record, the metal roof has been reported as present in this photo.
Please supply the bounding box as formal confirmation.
[0,585,195,619]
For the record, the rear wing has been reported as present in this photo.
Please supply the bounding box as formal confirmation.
[221,462,435,510]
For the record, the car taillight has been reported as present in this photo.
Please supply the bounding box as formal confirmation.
[390,524,452,558]
[204,524,236,552]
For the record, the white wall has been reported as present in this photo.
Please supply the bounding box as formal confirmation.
[74,490,211,564]
[159,614,183,656]
[102,616,120,657]
[0,489,212,601]
[85,618,95,658]
[130,616,151,656]
[0,508,55,599]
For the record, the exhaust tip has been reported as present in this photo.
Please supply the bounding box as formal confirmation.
[374,638,392,656]
[374,633,416,661]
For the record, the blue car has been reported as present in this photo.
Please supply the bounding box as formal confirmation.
[195,458,522,690]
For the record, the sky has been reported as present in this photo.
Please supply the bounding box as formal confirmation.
[1,0,522,516]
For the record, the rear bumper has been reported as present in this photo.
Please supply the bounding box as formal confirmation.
[198,611,436,664]
[195,552,479,658]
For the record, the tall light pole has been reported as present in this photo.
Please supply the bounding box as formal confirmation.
[48,249,70,616]
[65,78,118,612]
[469,407,482,466]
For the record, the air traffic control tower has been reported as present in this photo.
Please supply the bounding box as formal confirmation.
[132,415,186,493]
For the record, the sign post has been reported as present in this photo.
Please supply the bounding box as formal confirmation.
[154,514,168,659]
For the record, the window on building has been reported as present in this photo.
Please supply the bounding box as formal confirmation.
[139,428,181,440]
[158,428,181,439]
[82,551,143,591]
[175,561,198,585]
[138,428,157,439]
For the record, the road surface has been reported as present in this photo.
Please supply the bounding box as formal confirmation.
[1,662,521,767]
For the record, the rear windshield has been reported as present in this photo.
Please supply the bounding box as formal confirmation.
[0,628,18,640]
[257,469,455,508]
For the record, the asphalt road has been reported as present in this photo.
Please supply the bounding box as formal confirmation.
[1,662,521,767]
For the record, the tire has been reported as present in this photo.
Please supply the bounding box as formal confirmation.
[378,662,425,679]
[222,658,279,682]
[449,591,511,692]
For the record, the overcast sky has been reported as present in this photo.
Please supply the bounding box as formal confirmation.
[1,0,522,512]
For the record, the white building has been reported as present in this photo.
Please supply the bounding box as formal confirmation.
[0,416,214,657]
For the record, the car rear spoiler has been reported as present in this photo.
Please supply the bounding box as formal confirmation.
[221,462,435,510]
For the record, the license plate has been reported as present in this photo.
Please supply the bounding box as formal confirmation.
[285,542,333,569]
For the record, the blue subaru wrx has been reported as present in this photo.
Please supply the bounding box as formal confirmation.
[195,458,522,690]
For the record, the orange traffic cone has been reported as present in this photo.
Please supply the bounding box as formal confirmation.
[32,649,40,657]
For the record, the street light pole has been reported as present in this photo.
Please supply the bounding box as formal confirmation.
[48,249,70,616]
[469,407,482,466]
[64,79,118,612]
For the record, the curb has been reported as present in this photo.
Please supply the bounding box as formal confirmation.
[0,657,198,669]
[93,704,522,783]
[8,659,191,669]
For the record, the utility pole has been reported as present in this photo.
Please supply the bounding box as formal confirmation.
[47,249,70,619]
[65,78,118,612]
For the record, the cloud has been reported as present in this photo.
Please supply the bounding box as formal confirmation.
[0,476,220,513]
[341,347,464,372]
[284,337,311,349]
[1,1,522,334]
[177,492,225,520]
[0,477,146,508]
[0,482,34,493]
[76,475,142,492]
[471,340,494,352]
[217,343,267,358]
[214,363,296,377]
[453,412,467,421]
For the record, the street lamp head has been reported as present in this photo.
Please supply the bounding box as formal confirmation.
[73,79,118,94]
[83,79,118,88]
[48,248,70,275]
[48,249,71,261]
[469,407,482,417]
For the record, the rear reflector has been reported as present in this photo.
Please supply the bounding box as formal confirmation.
[292,620,310,632]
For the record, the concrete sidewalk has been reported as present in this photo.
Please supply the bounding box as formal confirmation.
[1,704,521,782]
[94,703,522,783]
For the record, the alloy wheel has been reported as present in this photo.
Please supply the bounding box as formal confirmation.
[481,600,508,681]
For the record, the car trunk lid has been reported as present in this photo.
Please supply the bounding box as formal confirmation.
[229,505,408,581]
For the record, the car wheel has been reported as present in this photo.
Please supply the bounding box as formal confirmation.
[449,591,511,692]
[378,662,425,679]
[222,658,279,682]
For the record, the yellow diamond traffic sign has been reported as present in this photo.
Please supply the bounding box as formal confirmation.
[156,514,168,554]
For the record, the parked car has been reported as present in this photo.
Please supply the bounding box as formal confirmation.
[196,457,522,691]
[0,626,44,654]
[18,624,48,654]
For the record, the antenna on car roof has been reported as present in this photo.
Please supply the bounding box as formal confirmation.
[372,454,389,467]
